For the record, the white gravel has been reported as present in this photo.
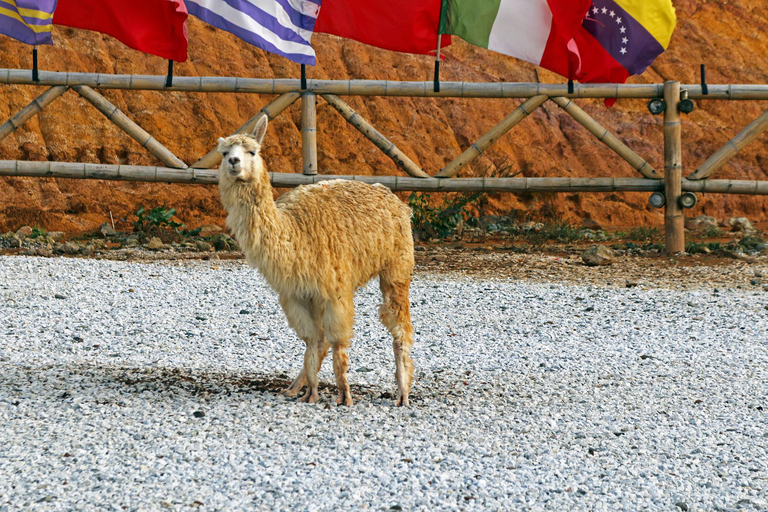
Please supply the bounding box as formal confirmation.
[1,255,767,511]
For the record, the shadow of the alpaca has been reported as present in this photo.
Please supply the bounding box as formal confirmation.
[1,363,416,405]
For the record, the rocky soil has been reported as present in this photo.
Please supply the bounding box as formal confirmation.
[0,0,767,234]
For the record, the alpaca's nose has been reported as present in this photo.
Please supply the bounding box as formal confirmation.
[228,156,240,166]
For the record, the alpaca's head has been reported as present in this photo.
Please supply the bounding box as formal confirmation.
[217,116,269,183]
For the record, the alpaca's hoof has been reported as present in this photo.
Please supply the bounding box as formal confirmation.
[336,393,353,407]
[395,393,409,407]
[300,389,320,404]
[281,373,307,398]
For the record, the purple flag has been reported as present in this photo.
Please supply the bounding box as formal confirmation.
[0,0,58,45]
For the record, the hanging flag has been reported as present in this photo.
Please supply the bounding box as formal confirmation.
[53,0,188,62]
[439,0,591,69]
[546,0,677,85]
[315,0,449,56]
[185,0,322,65]
[0,0,57,45]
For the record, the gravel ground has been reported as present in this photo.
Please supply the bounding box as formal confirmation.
[1,254,767,511]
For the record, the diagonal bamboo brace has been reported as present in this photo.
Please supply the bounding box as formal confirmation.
[550,96,660,179]
[435,95,548,178]
[688,107,768,180]
[321,94,429,178]
[192,91,301,169]
[73,85,187,169]
[0,85,69,142]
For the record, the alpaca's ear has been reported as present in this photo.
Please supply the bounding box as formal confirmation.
[217,137,226,152]
[252,115,268,145]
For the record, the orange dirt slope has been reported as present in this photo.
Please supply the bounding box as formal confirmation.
[0,0,766,234]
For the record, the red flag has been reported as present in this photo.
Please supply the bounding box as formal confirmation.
[314,0,449,55]
[53,0,188,62]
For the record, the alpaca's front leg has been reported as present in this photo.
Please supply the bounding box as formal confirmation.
[281,339,330,397]
[279,295,326,402]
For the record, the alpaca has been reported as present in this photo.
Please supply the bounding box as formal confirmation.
[217,116,415,406]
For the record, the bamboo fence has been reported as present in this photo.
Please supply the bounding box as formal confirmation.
[1,69,768,254]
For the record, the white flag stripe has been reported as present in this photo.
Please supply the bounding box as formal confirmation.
[246,0,315,41]
[488,0,553,65]
[187,0,314,56]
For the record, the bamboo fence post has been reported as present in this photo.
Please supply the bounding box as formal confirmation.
[435,95,548,178]
[663,80,684,254]
[321,94,429,178]
[301,91,317,175]
[0,85,68,142]
[688,107,768,180]
[191,91,301,169]
[549,96,660,179]
[73,85,187,169]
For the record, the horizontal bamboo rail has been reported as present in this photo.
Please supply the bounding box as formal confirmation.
[192,91,301,169]
[549,96,659,179]
[73,85,187,169]
[688,107,768,180]
[4,69,768,99]
[0,85,68,141]
[435,95,548,178]
[3,159,766,195]
[322,94,429,178]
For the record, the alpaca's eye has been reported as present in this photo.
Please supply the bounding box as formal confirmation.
[222,151,229,157]
[248,151,256,156]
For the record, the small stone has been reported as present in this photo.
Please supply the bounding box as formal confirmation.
[729,217,755,234]
[80,245,95,257]
[147,237,164,250]
[48,231,65,243]
[582,245,614,267]
[198,225,222,236]
[195,240,212,252]
[15,226,33,238]
[582,218,603,231]
[685,215,718,232]
[239,309,250,315]
[96,222,117,238]
[192,410,206,418]
[675,502,688,511]
[9,236,21,248]
[124,236,140,247]
[57,242,81,255]
[54,294,66,300]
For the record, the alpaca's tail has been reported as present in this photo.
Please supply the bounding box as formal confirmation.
[379,274,414,406]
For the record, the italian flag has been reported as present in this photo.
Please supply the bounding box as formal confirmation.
[439,0,591,74]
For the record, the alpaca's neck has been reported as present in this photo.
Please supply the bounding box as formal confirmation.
[221,175,294,283]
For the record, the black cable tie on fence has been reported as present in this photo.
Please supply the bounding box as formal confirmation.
[700,64,708,95]
[32,46,39,82]
[434,60,440,93]
[166,60,174,88]
[300,64,307,91]
[568,79,574,95]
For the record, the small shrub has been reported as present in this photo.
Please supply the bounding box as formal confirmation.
[30,226,47,239]
[409,192,481,240]
[133,205,184,232]
[133,205,186,243]
[522,221,583,247]
[624,227,662,242]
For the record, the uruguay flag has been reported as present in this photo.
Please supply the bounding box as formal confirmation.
[185,0,322,65]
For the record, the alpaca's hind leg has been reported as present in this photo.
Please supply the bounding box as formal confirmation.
[324,294,355,406]
[278,295,326,402]
[379,277,415,407]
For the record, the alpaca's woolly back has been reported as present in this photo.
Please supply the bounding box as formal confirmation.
[222,176,413,299]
